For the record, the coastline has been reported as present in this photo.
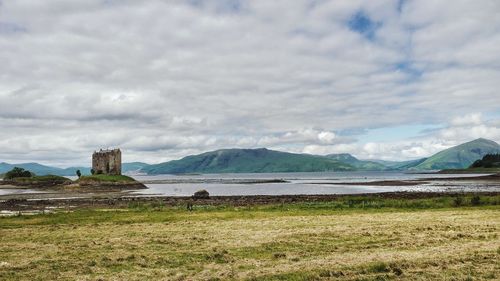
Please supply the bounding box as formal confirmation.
[2,191,500,212]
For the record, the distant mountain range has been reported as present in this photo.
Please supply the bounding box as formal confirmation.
[0,162,150,177]
[1,138,499,176]
[143,148,354,174]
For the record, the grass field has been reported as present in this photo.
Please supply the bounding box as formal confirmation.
[0,198,499,280]
[78,174,137,183]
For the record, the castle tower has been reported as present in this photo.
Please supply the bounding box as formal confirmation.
[92,148,122,175]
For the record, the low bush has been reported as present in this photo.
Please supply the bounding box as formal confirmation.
[193,189,210,199]
[471,196,481,206]
[453,196,464,207]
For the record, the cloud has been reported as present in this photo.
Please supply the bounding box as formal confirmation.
[0,0,499,166]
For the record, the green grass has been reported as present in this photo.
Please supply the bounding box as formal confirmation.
[0,201,499,280]
[78,174,136,183]
[6,175,70,184]
[0,198,499,280]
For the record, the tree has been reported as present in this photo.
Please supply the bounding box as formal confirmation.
[76,169,82,178]
[90,169,95,175]
[4,167,33,180]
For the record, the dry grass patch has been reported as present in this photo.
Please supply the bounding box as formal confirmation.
[0,205,498,280]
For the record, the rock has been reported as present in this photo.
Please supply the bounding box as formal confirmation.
[193,189,210,199]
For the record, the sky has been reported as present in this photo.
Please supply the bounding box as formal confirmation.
[0,0,500,167]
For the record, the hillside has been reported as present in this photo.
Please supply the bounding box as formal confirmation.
[470,153,500,168]
[0,162,67,176]
[412,138,500,170]
[122,162,150,174]
[0,162,150,176]
[325,153,387,170]
[368,158,426,170]
[142,148,355,174]
[3,138,499,175]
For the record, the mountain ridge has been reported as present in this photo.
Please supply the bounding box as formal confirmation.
[143,148,355,174]
[411,138,500,170]
[1,138,498,175]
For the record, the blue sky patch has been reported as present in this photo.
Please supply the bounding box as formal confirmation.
[348,11,381,40]
[395,61,423,80]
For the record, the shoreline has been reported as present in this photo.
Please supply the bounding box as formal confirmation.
[1,173,499,212]
[1,191,499,212]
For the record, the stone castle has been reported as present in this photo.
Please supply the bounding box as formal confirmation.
[92,148,122,175]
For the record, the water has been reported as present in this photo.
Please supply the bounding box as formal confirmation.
[129,171,497,197]
[0,172,496,197]
[0,188,47,196]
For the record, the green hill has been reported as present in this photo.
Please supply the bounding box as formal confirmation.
[0,162,150,176]
[469,154,500,169]
[0,162,65,176]
[412,138,500,170]
[325,153,387,170]
[368,158,426,169]
[142,148,355,174]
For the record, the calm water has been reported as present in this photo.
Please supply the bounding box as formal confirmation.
[0,172,496,197]
[129,171,496,197]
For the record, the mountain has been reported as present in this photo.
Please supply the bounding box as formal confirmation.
[61,167,91,176]
[0,162,150,176]
[411,138,500,170]
[142,148,355,174]
[2,138,498,175]
[122,162,150,174]
[370,158,428,170]
[325,153,387,170]
[0,162,66,176]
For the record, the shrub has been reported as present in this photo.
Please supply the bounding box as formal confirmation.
[453,196,464,207]
[471,196,481,206]
[4,167,33,179]
[193,189,210,199]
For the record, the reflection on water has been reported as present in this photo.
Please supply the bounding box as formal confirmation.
[133,182,403,196]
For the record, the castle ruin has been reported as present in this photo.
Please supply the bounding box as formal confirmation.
[92,148,122,175]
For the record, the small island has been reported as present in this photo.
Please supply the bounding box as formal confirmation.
[75,174,146,189]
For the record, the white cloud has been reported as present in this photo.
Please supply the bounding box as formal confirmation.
[450,113,483,126]
[0,1,499,166]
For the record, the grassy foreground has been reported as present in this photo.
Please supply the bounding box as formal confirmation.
[0,199,499,280]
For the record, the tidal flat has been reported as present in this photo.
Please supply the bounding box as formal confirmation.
[0,195,499,280]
